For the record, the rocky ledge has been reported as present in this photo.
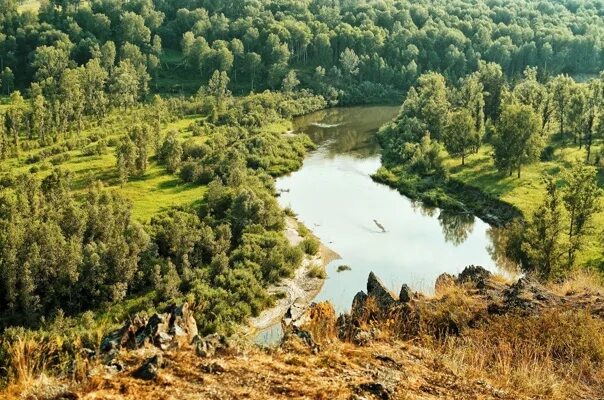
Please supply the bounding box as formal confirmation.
[334,265,604,345]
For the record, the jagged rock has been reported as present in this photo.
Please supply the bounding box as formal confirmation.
[496,278,554,315]
[201,361,227,374]
[170,302,199,346]
[434,273,455,294]
[456,265,491,285]
[351,291,369,320]
[399,284,413,303]
[132,354,163,380]
[101,302,198,356]
[100,314,147,353]
[367,272,397,311]
[356,382,392,400]
[195,333,232,358]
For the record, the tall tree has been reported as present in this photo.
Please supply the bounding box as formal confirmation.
[550,74,574,137]
[339,48,360,81]
[492,103,543,178]
[521,176,566,279]
[1,67,14,95]
[443,109,476,165]
[562,163,602,267]
[460,73,485,152]
[477,61,505,122]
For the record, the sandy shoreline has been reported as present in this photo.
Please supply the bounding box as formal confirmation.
[247,217,340,333]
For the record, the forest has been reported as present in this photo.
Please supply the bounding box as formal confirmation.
[0,0,604,394]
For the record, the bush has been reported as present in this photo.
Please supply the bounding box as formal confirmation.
[540,145,555,161]
[299,237,320,255]
[307,264,326,279]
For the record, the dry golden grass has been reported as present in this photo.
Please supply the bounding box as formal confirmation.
[550,268,604,296]
[303,301,337,344]
[433,310,604,399]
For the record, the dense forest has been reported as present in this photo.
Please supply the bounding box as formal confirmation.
[1,0,604,390]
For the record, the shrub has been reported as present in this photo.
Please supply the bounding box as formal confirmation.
[300,237,320,255]
[307,264,326,279]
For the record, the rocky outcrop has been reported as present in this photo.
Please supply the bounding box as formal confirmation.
[195,333,233,358]
[399,284,413,303]
[340,266,604,344]
[132,354,164,380]
[101,302,198,355]
[367,272,398,311]
[349,272,398,321]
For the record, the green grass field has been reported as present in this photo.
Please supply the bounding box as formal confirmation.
[1,109,208,223]
[444,141,604,266]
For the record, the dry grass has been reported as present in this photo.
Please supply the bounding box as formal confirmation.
[435,310,604,399]
[550,268,604,296]
[303,302,337,344]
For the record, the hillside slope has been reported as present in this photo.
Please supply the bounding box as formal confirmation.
[6,266,604,400]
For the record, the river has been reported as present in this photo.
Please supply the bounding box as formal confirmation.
[255,105,507,343]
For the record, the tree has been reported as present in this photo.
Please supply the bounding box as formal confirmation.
[567,85,586,146]
[492,103,543,178]
[206,70,231,119]
[118,12,151,47]
[282,70,299,93]
[521,176,566,279]
[245,52,261,91]
[1,67,14,95]
[116,135,138,184]
[159,131,183,174]
[477,61,504,122]
[550,74,574,137]
[460,74,485,151]
[31,95,48,143]
[443,109,475,165]
[583,79,602,162]
[128,124,152,175]
[339,48,360,80]
[109,60,140,110]
[562,163,602,268]
[32,45,71,82]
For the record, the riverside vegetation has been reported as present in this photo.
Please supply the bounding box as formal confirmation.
[0,0,604,398]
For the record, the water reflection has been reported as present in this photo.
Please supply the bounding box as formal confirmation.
[438,210,475,246]
[293,106,399,158]
[487,225,522,275]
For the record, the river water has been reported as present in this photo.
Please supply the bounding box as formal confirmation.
[276,106,505,314]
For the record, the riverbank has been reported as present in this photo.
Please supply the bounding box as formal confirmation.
[247,217,340,333]
[372,166,523,227]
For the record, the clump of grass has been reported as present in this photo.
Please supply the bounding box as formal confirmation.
[272,291,287,300]
[337,265,351,272]
[303,302,337,344]
[296,223,310,238]
[284,207,296,217]
[307,264,326,279]
[299,238,319,255]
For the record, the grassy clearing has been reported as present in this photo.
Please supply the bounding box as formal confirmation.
[444,142,604,266]
[1,109,208,222]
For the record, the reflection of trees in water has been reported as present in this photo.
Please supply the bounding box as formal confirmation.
[486,226,521,274]
[294,107,398,159]
[438,210,475,246]
[411,201,438,218]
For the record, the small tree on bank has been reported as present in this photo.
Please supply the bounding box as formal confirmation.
[443,109,476,166]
